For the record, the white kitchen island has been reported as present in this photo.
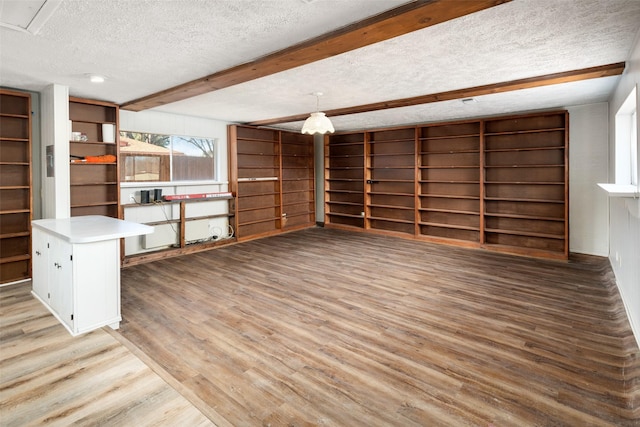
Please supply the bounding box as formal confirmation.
[32,215,153,336]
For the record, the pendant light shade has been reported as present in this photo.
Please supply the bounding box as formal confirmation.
[302,111,335,135]
[301,92,334,135]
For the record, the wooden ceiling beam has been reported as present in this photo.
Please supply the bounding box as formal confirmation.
[120,0,511,112]
[248,62,626,127]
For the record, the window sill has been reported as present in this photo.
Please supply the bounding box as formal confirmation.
[597,183,640,198]
[121,181,229,188]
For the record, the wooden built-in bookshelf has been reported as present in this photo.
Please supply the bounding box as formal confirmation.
[367,127,415,235]
[418,121,481,244]
[229,125,315,241]
[482,112,568,257]
[68,97,120,218]
[281,131,315,230]
[324,111,569,260]
[0,89,32,283]
[324,132,365,229]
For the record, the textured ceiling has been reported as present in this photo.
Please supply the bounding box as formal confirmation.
[1,0,640,132]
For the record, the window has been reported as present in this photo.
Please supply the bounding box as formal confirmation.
[615,87,638,186]
[120,131,216,182]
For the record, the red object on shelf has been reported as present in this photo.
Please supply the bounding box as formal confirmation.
[163,192,232,201]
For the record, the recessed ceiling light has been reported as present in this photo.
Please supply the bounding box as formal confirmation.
[88,74,105,83]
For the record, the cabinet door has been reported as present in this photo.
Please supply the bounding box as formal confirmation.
[31,228,49,300]
[49,237,74,329]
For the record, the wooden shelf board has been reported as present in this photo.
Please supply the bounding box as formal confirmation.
[0,137,29,142]
[71,201,118,208]
[238,191,280,197]
[485,228,564,240]
[237,166,279,170]
[327,167,362,170]
[419,222,479,231]
[419,180,479,184]
[484,127,565,136]
[484,181,565,185]
[69,140,117,146]
[422,194,480,200]
[236,137,279,144]
[71,182,118,186]
[0,231,30,239]
[368,191,414,197]
[484,197,564,204]
[484,164,564,169]
[0,208,30,214]
[367,179,414,183]
[283,211,314,217]
[326,201,363,207]
[419,208,480,216]
[419,149,479,155]
[238,217,281,227]
[368,216,413,224]
[369,152,414,157]
[238,204,281,212]
[282,189,313,195]
[237,153,278,157]
[71,118,116,125]
[70,162,117,166]
[484,212,565,222]
[327,178,364,182]
[419,133,480,141]
[327,212,364,219]
[328,141,365,146]
[0,186,30,190]
[369,138,414,144]
[0,161,29,166]
[369,204,414,210]
[0,112,29,119]
[0,254,31,264]
[420,165,478,169]
[484,146,564,153]
[326,189,363,194]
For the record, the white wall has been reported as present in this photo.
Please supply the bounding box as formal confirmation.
[567,103,610,256]
[40,84,70,219]
[608,29,640,348]
[119,110,233,256]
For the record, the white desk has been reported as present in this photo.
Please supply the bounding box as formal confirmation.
[32,216,153,336]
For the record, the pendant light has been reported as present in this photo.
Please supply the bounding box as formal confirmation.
[301,92,335,135]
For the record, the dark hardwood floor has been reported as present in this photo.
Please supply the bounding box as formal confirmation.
[118,227,640,426]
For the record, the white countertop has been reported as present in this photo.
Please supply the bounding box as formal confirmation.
[33,215,154,243]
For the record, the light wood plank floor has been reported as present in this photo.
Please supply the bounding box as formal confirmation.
[117,227,640,426]
[0,282,213,427]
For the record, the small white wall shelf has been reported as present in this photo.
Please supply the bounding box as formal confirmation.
[597,183,640,198]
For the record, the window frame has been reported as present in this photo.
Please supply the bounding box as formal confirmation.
[615,87,638,187]
[120,131,218,184]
